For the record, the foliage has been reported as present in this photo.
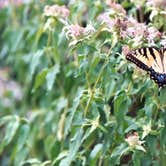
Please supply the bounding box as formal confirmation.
[0,0,166,165]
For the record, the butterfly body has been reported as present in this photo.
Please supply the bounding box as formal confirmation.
[126,47,166,88]
[149,69,166,87]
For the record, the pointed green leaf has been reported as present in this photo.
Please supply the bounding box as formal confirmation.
[33,68,48,90]
[46,64,60,91]
[30,49,44,76]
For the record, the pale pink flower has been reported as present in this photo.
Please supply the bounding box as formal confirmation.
[44,5,70,18]
[119,17,161,45]
[106,1,126,15]
[63,24,95,39]
[98,13,144,44]
[145,27,161,43]
[98,12,117,30]
[125,22,147,38]
[122,45,130,56]
[99,11,162,46]
[0,0,29,8]
[64,24,85,39]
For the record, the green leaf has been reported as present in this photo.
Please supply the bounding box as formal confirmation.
[21,158,41,166]
[90,143,103,159]
[64,87,84,136]
[30,49,44,76]
[114,93,131,132]
[110,143,130,165]
[0,116,20,154]
[159,88,166,105]
[4,115,20,145]
[59,128,83,166]
[46,64,60,91]
[17,124,30,151]
[0,115,13,126]
[52,151,68,165]
[33,68,48,90]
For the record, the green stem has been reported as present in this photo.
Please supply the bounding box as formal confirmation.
[84,57,109,116]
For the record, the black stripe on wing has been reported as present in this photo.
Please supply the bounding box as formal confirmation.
[126,52,150,72]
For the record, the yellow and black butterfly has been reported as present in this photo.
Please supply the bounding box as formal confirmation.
[126,47,166,88]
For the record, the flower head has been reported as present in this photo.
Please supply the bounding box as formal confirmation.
[63,24,95,39]
[44,5,70,18]
[63,23,95,46]
[122,45,130,56]
[98,12,117,31]
[64,24,85,39]
[145,27,161,44]
[106,1,126,15]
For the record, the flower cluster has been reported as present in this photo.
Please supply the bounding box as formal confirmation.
[98,8,162,47]
[121,19,161,46]
[63,24,85,39]
[63,23,95,46]
[64,24,95,39]
[43,4,95,46]
[44,5,70,18]
[43,2,165,48]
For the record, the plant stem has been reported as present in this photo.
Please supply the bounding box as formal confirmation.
[84,56,109,116]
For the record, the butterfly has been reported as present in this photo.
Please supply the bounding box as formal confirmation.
[126,47,166,88]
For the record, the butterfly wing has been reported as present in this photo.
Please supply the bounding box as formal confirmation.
[162,47,166,73]
[126,47,164,73]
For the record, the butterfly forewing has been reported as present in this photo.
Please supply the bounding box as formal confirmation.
[162,48,166,73]
[127,47,164,73]
[147,48,164,73]
[126,47,166,88]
